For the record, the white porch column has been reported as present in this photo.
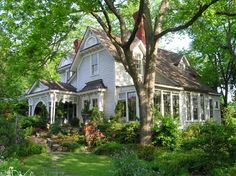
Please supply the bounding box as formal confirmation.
[50,93,56,124]
[98,92,104,111]
[136,93,140,119]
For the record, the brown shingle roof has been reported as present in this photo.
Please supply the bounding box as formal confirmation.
[87,28,216,93]
[40,80,77,92]
[79,79,107,92]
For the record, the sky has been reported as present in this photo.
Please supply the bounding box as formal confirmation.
[160,33,192,52]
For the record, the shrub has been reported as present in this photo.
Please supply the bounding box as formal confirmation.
[17,140,47,157]
[21,126,34,138]
[70,118,80,127]
[0,117,17,158]
[152,114,180,150]
[49,122,62,135]
[126,144,155,161]
[20,115,46,129]
[112,150,157,176]
[181,121,236,172]
[91,107,104,124]
[152,149,204,176]
[61,142,80,152]
[94,142,124,155]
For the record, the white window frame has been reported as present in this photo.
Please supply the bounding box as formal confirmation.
[90,52,99,76]
[85,36,97,48]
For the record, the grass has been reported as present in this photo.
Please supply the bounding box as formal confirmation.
[22,150,115,176]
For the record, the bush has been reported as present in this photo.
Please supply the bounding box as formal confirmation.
[152,149,204,176]
[94,142,124,155]
[19,115,47,129]
[126,144,156,161]
[0,117,17,158]
[17,140,47,157]
[181,121,236,173]
[112,150,157,176]
[70,118,80,127]
[49,122,62,135]
[61,142,80,152]
[21,126,34,138]
[152,114,180,150]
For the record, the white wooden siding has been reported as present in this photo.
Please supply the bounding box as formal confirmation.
[76,49,116,118]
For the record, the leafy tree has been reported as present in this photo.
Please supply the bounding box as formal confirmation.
[0,0,226,144]
[189,1,236,106]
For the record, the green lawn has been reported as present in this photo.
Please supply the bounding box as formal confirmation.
[22,151,115,176]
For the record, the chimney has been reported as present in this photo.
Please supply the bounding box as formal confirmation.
[133,11,146,45]
[74,39,81,53]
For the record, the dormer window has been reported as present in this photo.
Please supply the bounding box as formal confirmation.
[85,36,97,48]
[178,60,186,70]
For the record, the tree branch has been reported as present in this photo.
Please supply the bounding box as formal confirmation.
[155,0,220,40]
[216,11,236,16]
[124,0,145,48]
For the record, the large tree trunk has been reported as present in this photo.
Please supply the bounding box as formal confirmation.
[138,86,155,144]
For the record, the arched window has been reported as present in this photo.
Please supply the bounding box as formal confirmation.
[85,36,97,48]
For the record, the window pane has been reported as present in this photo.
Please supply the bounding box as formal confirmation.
[192,95,198,120]
[128,92,136,121]
[154,91,161,112]
[92,98,98,107]
[209,99,213,118]
[117,100,126,117]
[200,94,205,120]
[163,92,171,114]
[186,93,191,120]
[173,94,179,117]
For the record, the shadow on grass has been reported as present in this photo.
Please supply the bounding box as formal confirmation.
[22,152,114,176]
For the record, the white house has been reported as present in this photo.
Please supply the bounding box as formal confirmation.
[25,26,221,127]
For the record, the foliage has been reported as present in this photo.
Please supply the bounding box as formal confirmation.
[181,121,236,172]
[17,140,47,157]
[19,115,47,129]
[0,117,17,158]
[61,142,80,152]
[94,142,124,156]
[0,158,33,176]
[113,101,126,122]
[112,150,157,176]
[90,107,104,124]
[49,122,62,135]
[152,113,180,150]
[152,149,205,176]
[70,117,81,127]
[98,121,139,144]
[126,144,156,161]
[21,126,34,138]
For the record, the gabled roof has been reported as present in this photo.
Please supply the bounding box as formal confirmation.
[40,80,77,92]
[156,57,215,93]
[58,53,75,71]
[79,79,107,93]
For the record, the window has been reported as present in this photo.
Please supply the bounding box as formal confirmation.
[92,98,98,107]
[117,100,126,117]
[215,101,219,109]
[173,94,179,117]
[209,99,213,118]
[192,95,198,120]
[83,100,90,111]
[186,93,191,120]
[200,94,205,120]
[163,92,171,114]
[127,92,136,121]
[154,91,161,112]
[91,53,98,76]
[85,36,97,48]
